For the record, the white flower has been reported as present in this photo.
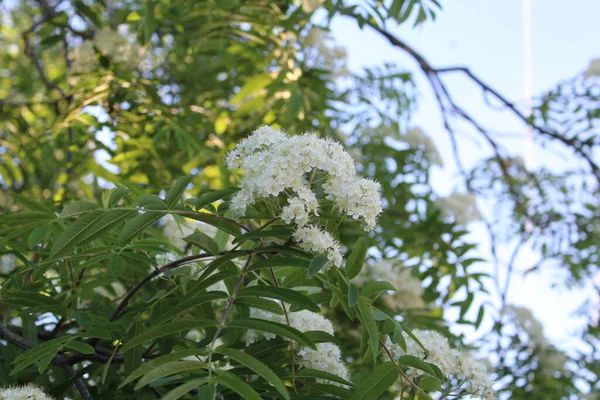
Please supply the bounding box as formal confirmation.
[436,191,482,225]
[244,308,350,385]
[0,384,54,400]
[293,225,343,268]
[403,127,443,167]
[355,261,424,309]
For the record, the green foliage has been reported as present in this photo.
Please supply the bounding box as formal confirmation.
[0,0,598,399]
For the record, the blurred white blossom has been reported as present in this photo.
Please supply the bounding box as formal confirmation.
[402,127,443,166]
[301,26,349,77]
[0,255,16,274]
[354,260,425,309]
[436,191,482,225]
[70,27,157,73]
[504,305,567,374]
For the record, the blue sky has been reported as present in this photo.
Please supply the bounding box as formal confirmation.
[330,0,600,349]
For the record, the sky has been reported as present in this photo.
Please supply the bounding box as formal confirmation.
[330,0,600,349]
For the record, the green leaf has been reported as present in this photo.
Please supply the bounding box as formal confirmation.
[124,321,144,375]
[295,368,353,387]
[2,292,69,315]
[215,370,263,400]
[361,281,396,301]
[420,376,443,391]
[232,228,293,244]
[348,283,359,308]
[161,377,212,400]
[28,226,47,248]
[51,209,135,257]
[137,194,165,208]
[357,299,379,362]
[195,188,239,210]
[234,297,284,315]
[165,175,193,207]
[308,253,329,277]
[183,231,219,255]
[392,322,407,352]
[349,362,398,400]
[37,352,56,374]
[134,360,207,390]
[120,349,209,388]
[214,347,290,400]
[228,319,316,349]
[247,257,310,271]
[185,213,241,237]
[11,336,72,375]
[397,355,445,381]
[0,211,55,226]
[75,0,101,26]
[59,200,100,218]
[108,255,125,278]
[154,292,229,325]
[345,237,367,279]
[109,187,130,207]
[237,286,320,312]
[64,341,96,355]
[120,319,218,352]
[119,210,165,244]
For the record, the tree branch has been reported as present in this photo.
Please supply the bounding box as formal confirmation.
[0,323,92,400]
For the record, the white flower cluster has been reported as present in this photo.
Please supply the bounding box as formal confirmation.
[245,308,350,385]
[0,384,54,400]
[354,261,425,309]
[226,126,382,267]
[436,191,482,225]
[402,127,443,167]
[387,330,494,399]
[71,27,152,73]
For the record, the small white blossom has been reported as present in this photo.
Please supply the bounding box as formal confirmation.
[293,225,343,268]
[245,308,350,385]
[0,384,54,400]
